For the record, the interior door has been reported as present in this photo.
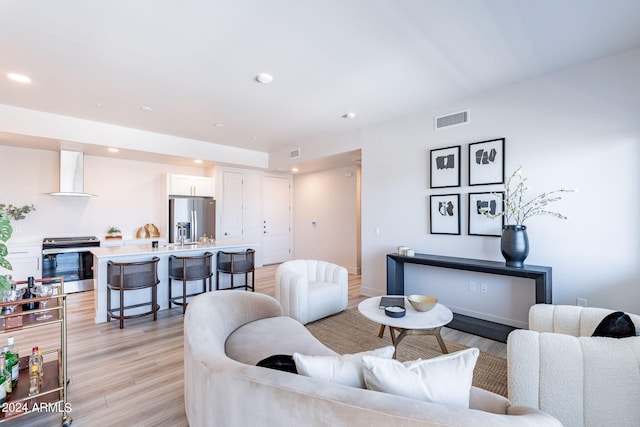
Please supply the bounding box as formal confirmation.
[221,171,244,240]
[262,175,291,264]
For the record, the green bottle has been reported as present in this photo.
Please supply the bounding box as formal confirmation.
[3,337,19,388]
[0,355,9,403]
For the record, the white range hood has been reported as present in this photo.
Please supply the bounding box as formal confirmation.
[49,150,97,197]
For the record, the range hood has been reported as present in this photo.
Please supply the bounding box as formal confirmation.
[49,150,97,197]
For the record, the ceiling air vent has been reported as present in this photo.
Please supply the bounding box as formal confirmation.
[289,148,301,159]
[435,110,469,130]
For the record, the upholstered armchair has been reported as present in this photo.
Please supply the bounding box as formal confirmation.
[275,259,348,325]
[508,304,640,427]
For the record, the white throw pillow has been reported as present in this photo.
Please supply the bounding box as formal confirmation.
[293,346,395,388]
[362,347,479,408]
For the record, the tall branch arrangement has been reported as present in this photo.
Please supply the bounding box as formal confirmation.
[484,167,574,226]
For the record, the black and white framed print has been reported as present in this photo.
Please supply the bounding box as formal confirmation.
[468,192,504,237]
[430,145,461,188]
[468,138,505,186]
[430,194,460,235]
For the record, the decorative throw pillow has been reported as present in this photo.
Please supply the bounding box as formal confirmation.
[362,347,479,409]
[592,311,636,338]
[293,346,395,388]
[256,354,298,374]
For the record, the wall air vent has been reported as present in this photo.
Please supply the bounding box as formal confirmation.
[289,148,301,159]
[435,110,470,130]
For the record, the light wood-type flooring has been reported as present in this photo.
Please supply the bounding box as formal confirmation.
[9,264,506,426]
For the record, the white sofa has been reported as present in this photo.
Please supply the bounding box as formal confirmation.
[508,304,640,427]
[275,259,348,324]
[184,291,561,427]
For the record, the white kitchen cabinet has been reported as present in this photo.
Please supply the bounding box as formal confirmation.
[168,174,214,197]
[0,244,42,280]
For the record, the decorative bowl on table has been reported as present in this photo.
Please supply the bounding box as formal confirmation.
[407,295,438,312]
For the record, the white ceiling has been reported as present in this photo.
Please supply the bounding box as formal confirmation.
[1,0,640,169]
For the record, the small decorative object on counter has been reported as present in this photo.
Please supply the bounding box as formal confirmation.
[105,226,122,240]
[21,276,37,311]
[145,223,160,238]
[136,226,150,239]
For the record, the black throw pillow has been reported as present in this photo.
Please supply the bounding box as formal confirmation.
[592,311,636,338]
[256,354,298,374]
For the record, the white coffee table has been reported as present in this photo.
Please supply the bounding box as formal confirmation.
[358,295,453,358]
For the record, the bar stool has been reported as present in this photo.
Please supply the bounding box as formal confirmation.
[168,252,213,314]
[107,257,160,329]
[216,249,255,291]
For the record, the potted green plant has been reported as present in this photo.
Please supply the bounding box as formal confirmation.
[106,226,122,240]
[0,210,14,294]
[0,203,36,295]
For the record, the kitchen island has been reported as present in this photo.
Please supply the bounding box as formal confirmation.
[91,240,257,323]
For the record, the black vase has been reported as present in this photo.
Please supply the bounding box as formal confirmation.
[501,225,529,268]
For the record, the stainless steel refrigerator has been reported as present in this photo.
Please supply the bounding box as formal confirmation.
[168,196,216,243]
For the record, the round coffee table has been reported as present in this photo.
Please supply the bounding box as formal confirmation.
[357,295,453,358]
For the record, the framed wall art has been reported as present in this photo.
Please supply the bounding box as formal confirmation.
[468,192,504,237]
[429,193,460,235]
[430,145,461,188]
[468,138,505,186]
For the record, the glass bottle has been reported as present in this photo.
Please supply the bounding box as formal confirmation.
[2,340,18,389]
[0,355,10,402]
[21,276,37,311]
[28,347,42,396]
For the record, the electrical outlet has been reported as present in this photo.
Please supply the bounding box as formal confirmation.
[468,281,477,292]
[480,283,488,294]
[576,298,588,307]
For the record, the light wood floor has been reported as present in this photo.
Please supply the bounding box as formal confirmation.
[10,264,506,426]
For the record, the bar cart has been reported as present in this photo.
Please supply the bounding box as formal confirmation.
[0,277,72,427]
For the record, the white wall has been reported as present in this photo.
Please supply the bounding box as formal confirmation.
[0,145,207,243]
[292,165,359,273]
[360,48,640,320]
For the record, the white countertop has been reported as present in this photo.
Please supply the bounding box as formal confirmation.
[90,240,254,258]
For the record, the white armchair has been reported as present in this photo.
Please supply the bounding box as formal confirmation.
[275,259,348,325]
[508,304,640,427]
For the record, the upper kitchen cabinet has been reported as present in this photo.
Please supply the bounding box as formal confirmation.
[168,174,214,197]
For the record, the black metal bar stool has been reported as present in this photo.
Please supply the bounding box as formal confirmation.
[107,257,160,329]
[216,249,255,291]
[168,252,213,314]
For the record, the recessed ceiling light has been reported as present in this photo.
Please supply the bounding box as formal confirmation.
[96,100,103,107]
[7,73,31,84]
[215,123,225,128]
[291,167,299,173]
[194,159,203,164]
[342,112,356,119]
[107,148,119,153]
[256,73,274,84]
[141,106,153,112]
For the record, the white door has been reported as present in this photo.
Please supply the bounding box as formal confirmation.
[221,171,244,240]
[262,176,291,264]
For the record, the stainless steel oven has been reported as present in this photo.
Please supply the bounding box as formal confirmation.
[42,236,100,293]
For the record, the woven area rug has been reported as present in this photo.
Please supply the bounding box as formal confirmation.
[306,308,507,397]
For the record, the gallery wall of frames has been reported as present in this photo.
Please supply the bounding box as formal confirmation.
[429,138,506,237]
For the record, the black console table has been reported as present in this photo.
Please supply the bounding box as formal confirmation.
[387,253,552,342]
